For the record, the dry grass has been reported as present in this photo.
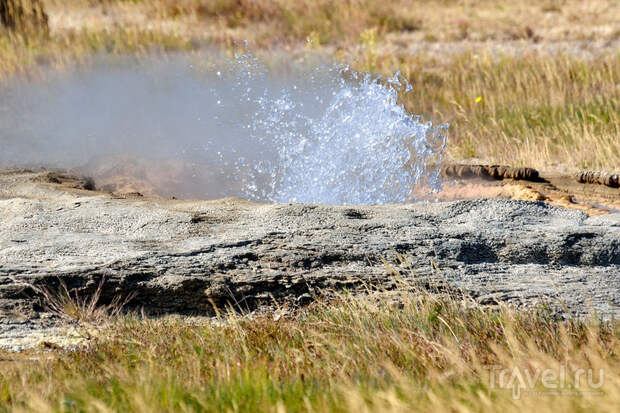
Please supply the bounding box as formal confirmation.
[0,28,190,82]
[43,0,620,46]
[33,276,134,323]
[1,1,619,169]
[0,289,618,412]
[361,51,620,169]
[0,4,618,411]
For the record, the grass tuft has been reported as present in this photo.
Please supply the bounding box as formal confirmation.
[33,275,133,323]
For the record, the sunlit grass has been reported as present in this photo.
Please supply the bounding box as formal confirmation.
[1,0,619,167]
[362,52,620,169]
[0,289,618,412]
[0,28,191,82]
[0,3,618,411]
[45,0,620,45]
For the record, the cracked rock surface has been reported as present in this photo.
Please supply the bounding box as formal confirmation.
[1,169,619,347]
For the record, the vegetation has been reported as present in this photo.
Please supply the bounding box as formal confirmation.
[0,289,618,412]
[0,4,619,410]
[0,0,618,168]
[0,0,48,32]
[374,52,620,169]
[43,0,620,46]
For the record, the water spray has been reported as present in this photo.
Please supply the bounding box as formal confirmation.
[0,51,447,204]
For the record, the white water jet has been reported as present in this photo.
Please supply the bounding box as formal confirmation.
[0,51,447,204]
[207,51,447,204]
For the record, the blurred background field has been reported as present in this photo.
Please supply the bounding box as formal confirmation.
[1,0,619,170]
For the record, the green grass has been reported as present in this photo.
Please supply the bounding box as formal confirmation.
[1,290,619,412]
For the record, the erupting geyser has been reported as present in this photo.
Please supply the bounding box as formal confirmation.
[0,51,447,204]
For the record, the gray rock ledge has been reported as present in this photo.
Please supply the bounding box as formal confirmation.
[1,169,619,320]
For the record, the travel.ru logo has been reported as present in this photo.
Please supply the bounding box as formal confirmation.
[484,365,604,399]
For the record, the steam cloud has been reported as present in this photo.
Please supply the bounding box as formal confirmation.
[0,52,445,203]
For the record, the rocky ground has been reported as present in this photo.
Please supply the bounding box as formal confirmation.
[0,169,619,350]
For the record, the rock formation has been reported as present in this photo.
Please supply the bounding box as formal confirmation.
[0,169,618,325]
[442,164,542,182]
[576,170,620,188]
